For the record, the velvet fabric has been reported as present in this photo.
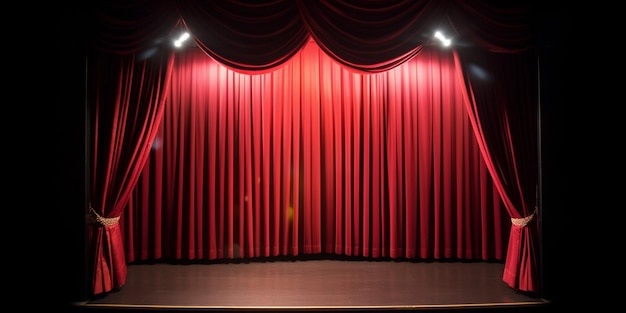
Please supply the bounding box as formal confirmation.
[88,0,539,297]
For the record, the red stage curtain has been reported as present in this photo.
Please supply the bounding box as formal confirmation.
[123,41,509,262]
[453,49,540,292]
[89,0,539,296]
[88,50,174,295]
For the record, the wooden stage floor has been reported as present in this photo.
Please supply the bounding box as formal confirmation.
[71,257,553,312]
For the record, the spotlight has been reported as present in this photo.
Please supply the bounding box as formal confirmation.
[434,31,451,47]
[173,32,191,48]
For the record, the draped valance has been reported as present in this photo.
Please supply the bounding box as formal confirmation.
[94,0,536,72]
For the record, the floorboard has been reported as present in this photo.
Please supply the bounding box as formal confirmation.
[69,257,553,312]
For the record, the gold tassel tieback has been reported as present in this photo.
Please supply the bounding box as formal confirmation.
[510,207,537,227]
[88,207,120,227]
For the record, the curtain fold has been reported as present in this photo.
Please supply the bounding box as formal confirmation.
[89,0,540,297]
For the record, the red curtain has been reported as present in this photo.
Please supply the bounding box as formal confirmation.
[123,41,509,261]
[89,0,539,297]
[453,49,540,291]
[88,50,174,294]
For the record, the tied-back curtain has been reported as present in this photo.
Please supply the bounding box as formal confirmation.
[453,49,540,291]
[122,41,510,262]
[88,50,174,295]
[89,0,179,296]
[446,0,539,293]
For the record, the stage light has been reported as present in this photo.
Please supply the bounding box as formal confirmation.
[434,31,451,47]
[174,32,191,48]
